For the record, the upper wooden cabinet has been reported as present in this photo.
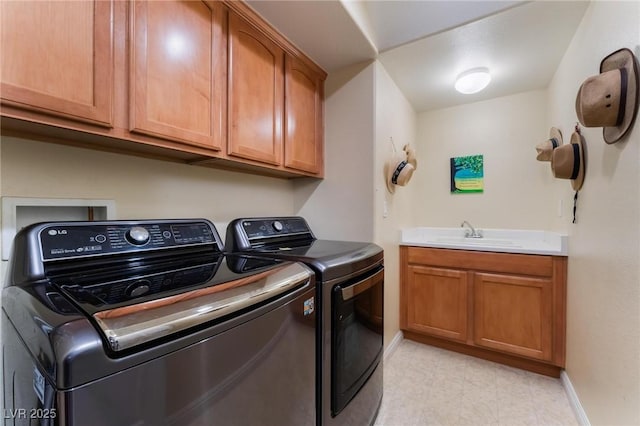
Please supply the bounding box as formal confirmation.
[284,56,324,174]
[130,1,225,150]
[227,12,284,166]
[1,0,326,178]
[0,0,114,127]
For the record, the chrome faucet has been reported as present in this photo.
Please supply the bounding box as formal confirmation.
[461,221,483,238]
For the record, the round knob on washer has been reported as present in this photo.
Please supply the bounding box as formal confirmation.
[126,280,150,298]
[126,226,150,245]
[272,221,284,232]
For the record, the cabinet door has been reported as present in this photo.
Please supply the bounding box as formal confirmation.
[405,265,469,342]
[0,0,114,127]
[130,1,225,150]
[228,12,283,166]
[474,273,553,361]
[284,55,323,174]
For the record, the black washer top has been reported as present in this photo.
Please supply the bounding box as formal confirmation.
[3,219,305,348]
[6,219,300,315]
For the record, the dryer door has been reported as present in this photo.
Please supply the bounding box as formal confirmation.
[331,266,384,416]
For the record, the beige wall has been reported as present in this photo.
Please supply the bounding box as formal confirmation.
[413,89,559,230]
[294,61,375,241]
[546,2,640,425]
[374,61,416,347]
[1,136,296,237]
[294,58,416,350]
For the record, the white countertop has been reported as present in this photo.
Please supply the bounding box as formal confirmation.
[401,227,568,256]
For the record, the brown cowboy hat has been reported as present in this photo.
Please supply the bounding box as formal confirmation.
[551,131,585,191]
[536,127,563,161]
[385,145,417,194]
[575,48,639,144]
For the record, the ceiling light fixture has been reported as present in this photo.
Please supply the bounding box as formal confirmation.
[455,67,491,94]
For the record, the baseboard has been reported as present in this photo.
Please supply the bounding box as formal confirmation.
[384,330,403,361]
[561,371,590,426]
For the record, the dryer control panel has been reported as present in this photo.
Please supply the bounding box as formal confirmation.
[241,217,310,240]
[226,217,316,251]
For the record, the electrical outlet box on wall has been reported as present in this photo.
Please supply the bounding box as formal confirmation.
[1,197,116,261]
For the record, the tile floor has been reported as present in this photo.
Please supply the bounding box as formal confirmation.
[375,339,579,426]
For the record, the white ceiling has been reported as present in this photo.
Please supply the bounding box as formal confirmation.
[247,1,590,112]
[245,1,377,72]
[363,1,523,52]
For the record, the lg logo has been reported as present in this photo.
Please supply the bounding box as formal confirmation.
[47,229,68,236]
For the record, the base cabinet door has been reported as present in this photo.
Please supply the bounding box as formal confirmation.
[473,272,553,361]
[129,0,225,150]
[0,0,114,127]
[405,265,469,342]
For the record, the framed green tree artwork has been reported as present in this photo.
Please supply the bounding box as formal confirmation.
[450,155,484,193]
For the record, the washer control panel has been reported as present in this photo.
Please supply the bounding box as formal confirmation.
[39,220,217,261]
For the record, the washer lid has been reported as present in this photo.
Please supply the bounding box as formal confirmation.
[92,260,312,352]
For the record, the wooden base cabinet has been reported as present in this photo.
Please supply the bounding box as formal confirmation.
[400,246,567,377]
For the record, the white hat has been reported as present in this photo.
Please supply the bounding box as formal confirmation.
[536,127,563,161]
[385,145,417,194]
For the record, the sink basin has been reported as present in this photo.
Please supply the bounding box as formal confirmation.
[401,227,568,255]
[434,237,519,247]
